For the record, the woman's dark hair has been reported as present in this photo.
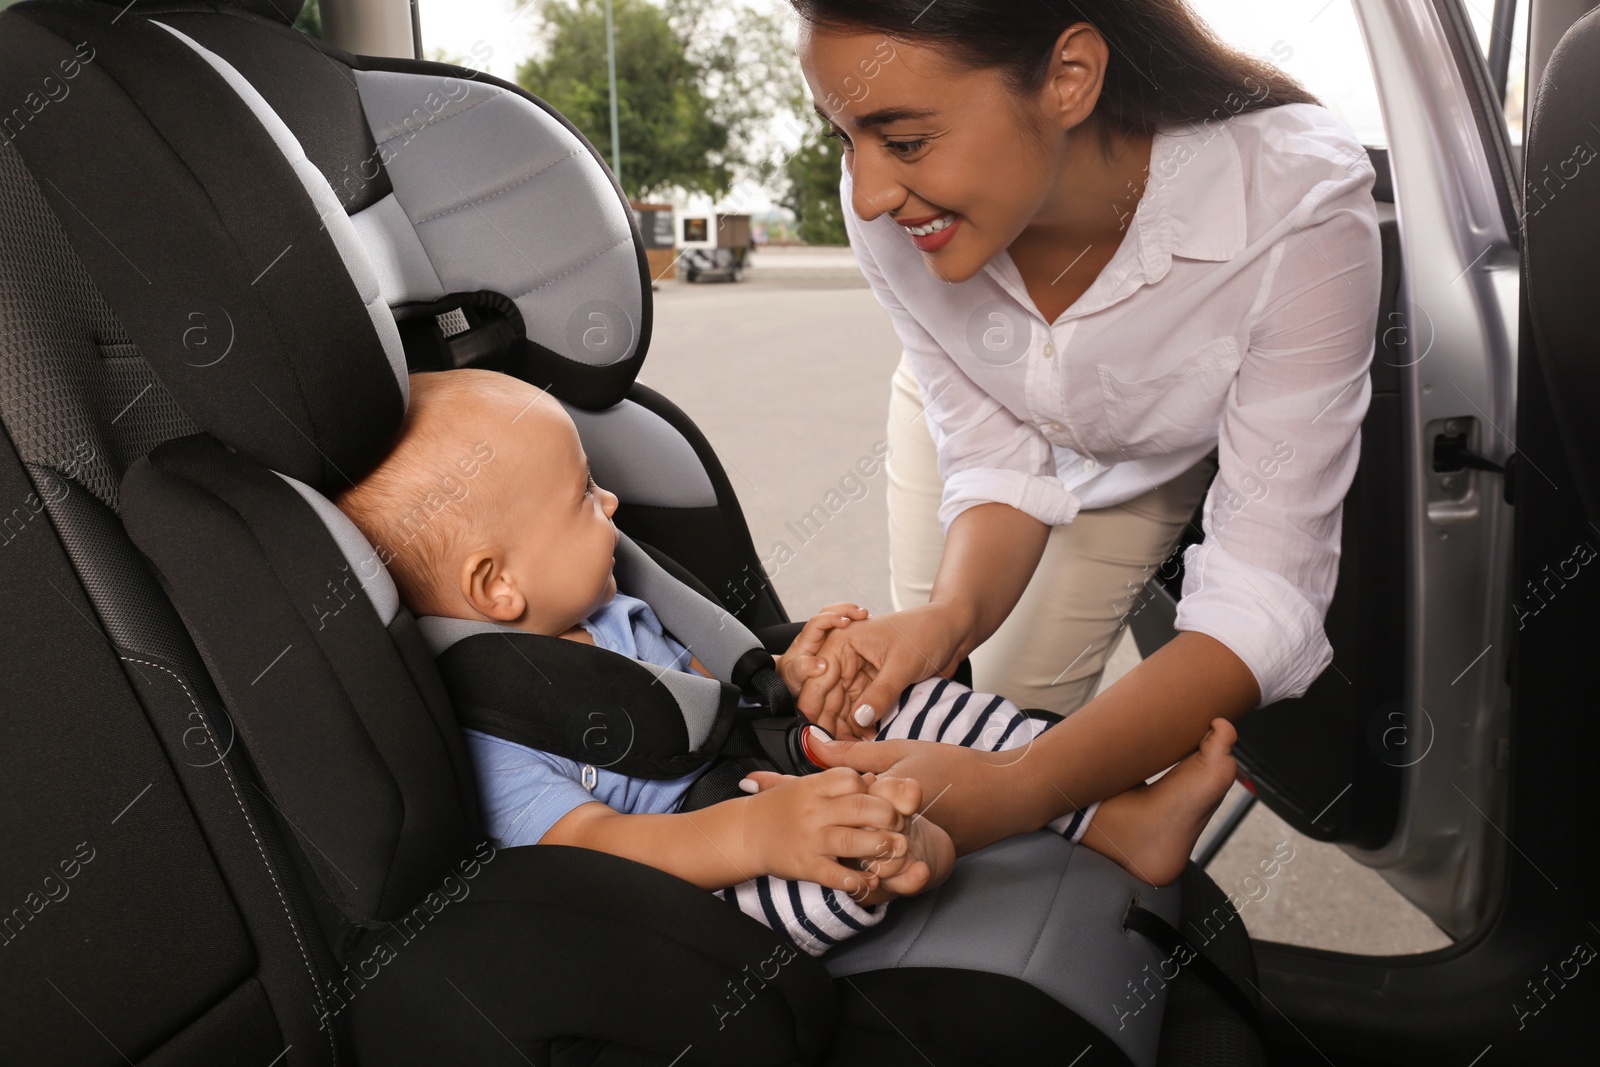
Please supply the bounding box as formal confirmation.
[788,0,1322,157]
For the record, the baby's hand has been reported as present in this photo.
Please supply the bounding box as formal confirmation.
[738,767,907,895]
[775,603,868,706]
[851,775,955,903]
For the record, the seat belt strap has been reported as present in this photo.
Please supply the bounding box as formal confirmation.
[1123,901,1263,1033]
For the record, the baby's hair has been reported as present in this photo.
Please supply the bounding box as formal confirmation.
[337,370,529,618]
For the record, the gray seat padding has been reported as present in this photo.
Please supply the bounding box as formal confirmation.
[347,68,643,373]
[826,833,1182,1067]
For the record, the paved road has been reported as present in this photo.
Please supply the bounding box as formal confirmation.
[639,260,898,619]
[640,252,1449,957]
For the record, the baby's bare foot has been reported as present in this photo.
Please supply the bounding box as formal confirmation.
[852,776,956,904]
[861,773,921,821]
[883,812,955,897]
[1080,718,1238,887]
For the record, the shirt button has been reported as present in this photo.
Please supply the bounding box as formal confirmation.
[1083,458,1096,472]
[1049,421,1066,432]
[1042,343,1056,358]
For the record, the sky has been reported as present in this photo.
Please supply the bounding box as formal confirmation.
[415,0,1526,214]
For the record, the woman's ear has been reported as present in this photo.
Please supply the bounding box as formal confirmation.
[1046,23,1109,130]
[462,551,525,623]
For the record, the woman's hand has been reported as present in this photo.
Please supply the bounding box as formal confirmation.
[792,504,1049,736]
[795,603,970,738]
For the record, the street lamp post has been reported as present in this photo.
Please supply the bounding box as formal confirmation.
[604,0,622,189]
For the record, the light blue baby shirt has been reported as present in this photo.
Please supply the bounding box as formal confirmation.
[461,593,714,848]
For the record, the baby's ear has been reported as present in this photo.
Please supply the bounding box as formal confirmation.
[461,552,524,622]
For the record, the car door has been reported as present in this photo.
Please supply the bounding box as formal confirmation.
[1133,0,1526,942]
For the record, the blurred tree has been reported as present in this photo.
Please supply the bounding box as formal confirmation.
[782,118,848,246]
[293,0,322,38]
[518,0,798,203]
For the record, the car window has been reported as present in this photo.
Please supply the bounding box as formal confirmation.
[1464,0,1530,146]
[414,0,528,82]
[1187,0,1387,146]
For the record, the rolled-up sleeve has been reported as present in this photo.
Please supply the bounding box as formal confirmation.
[1173,155,1383,707]
[842,169,1081,534]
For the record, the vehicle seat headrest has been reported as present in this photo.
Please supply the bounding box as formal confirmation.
[4,9,410,496]
[160,18,411,495]
[8,1,653,499]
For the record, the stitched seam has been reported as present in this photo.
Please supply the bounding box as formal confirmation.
[509,236,633,300]
[373,92,498,147]
[887,884,938,969]
[414,149,586,225]
[1020,841,1073,976]
[122,655,337,1066]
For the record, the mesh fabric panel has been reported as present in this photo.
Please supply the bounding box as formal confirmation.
[0,139,197,510]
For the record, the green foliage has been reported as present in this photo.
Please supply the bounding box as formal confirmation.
[782,127,848,246]
[293,0,322,39]
[517,0,799,203]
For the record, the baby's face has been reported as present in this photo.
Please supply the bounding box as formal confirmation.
[482,393,621,635]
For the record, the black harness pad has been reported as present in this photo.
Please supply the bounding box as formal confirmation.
[437,631,741,780]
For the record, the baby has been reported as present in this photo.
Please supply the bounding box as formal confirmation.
[336,369,1239,956]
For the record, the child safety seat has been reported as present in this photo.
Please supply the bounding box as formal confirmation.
[418,530,829,808]
[0,1,1264,1064]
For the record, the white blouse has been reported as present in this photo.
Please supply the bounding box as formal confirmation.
[842,102,1383,708]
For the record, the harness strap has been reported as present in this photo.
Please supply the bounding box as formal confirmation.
[739,658,796,717]
[678,756,769,813]
[1123,901,1263,1032]
[676,707,828,811]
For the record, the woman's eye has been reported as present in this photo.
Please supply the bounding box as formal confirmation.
[886,139,927,156]
[822,128,851,149]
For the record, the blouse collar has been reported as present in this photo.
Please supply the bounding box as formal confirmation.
[982,117,1248,322]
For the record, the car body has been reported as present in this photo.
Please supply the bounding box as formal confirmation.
[0,0,1595,1063]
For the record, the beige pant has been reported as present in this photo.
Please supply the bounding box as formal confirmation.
[886,353,1219,715]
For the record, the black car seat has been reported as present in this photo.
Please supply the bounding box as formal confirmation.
[1523,5,1600,527]
[0,1,1263,1064]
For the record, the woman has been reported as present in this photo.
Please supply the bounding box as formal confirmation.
[786,0,1383,854]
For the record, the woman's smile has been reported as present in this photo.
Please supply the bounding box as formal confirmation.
[901,211,962,252]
